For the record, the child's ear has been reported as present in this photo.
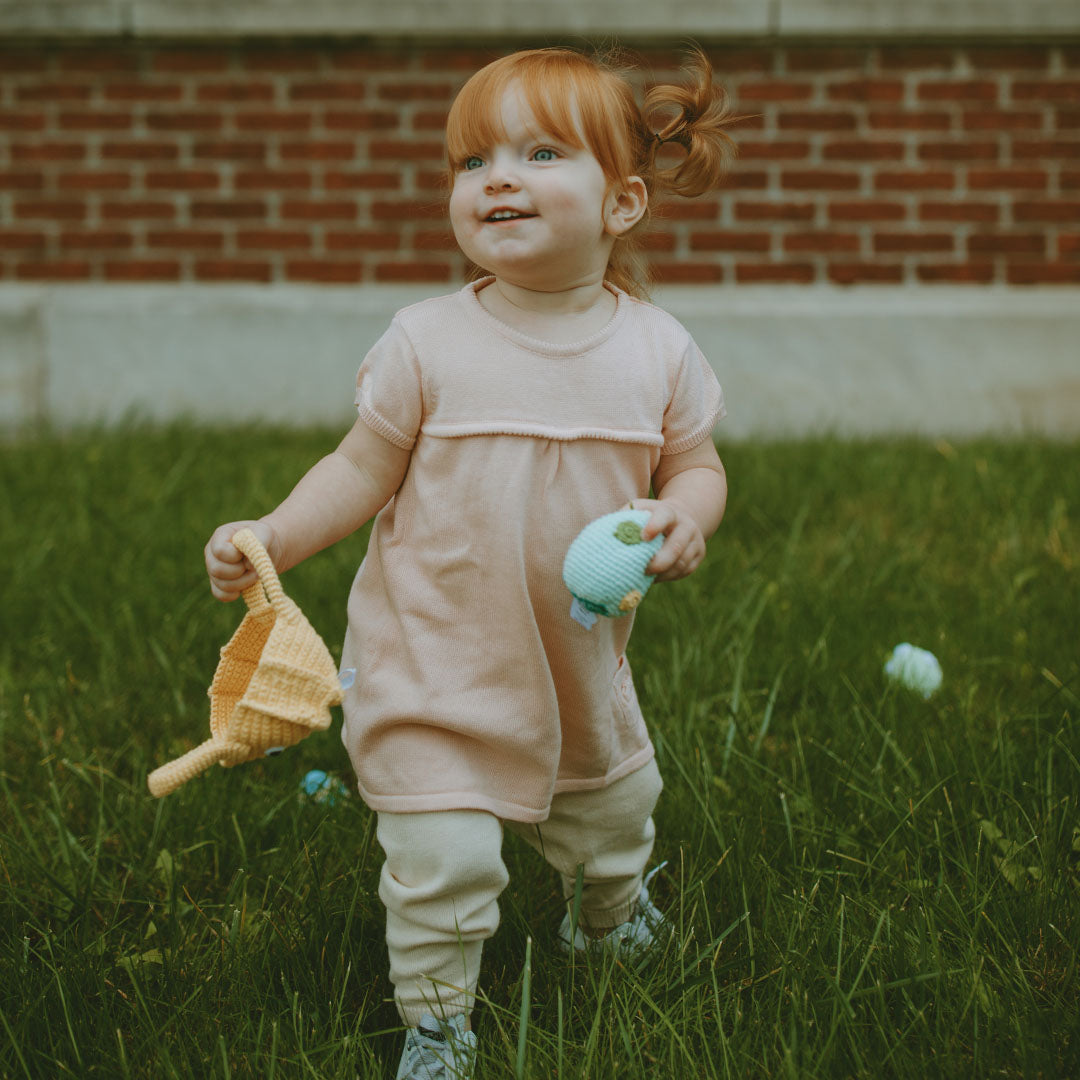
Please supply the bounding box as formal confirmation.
[604,176,648,238]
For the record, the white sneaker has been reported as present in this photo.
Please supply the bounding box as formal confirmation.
[557,863,670,963]
[395,1013,476,1080]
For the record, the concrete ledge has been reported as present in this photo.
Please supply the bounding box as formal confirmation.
[3,284,1078,440]
[2,0,1078,38]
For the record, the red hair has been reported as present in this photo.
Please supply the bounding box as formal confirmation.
[445,46,737,298]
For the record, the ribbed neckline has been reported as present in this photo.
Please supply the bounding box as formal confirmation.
[460,276,628,357]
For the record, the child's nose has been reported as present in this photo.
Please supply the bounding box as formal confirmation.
[485,156,520,193]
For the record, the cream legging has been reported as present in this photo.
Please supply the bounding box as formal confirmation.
[376,758,663,1026]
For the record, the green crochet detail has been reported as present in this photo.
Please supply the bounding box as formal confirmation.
[613,521,644,545]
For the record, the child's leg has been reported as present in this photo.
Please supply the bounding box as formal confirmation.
[505,758,663,930]
[376,809,508,1026]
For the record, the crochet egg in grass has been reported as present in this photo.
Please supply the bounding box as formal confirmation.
[562,509,664,629]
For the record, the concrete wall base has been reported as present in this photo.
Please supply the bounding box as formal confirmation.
[2,284,1077,440]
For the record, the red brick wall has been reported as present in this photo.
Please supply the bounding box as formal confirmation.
[1,40,1078,285]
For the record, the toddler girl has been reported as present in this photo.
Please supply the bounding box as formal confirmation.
[206,44,733,1080]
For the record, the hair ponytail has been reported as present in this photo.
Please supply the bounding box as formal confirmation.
[643,47,737,200]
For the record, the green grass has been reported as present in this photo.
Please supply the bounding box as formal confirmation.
[2,426,1078,1078]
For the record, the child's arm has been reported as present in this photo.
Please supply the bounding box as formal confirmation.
[205,418,411,601]
[633,438,728,584]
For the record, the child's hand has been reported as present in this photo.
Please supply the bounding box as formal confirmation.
[626,498,707,583]
[204,520,280,602]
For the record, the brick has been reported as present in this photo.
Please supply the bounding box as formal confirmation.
[375,260,452,283]
[16,259,91,281]
[828,263,904,284]
[874,233,954,253]
[735,263,815,283]
[734,81,813,103]
[963,108,1045,133]
[867,109,951,131]
[15,197,86,221]
[369,138,444,161]
[280,198,356,221]
[193,139,267,162]
[1014,199,1080,223]
[0,228,47,251]
[243,49,321,74]
[1012,80,1080,103]
[735,200,815,222]
[415,169,451,194]
[235,228,311,250]
[705,48,775,74]
[233,168,311,191]
[324,109,400,132]
[15,83,92,103]
[58,228,133,250]
[917,263,995,284]
[918,141,999,162]
[104,259,182,282]
[879,47,956,70]
[146,169,220,191]
[690,231,770,252]
[778,111,857,131]
[968,233,1046,256]
[103,81,184,103]
[324,229,401,251]
[146,228,225,251]
[191,198,266,220]
[57,49,139,74]
[641,230,677,252]
[324,169,400,191]
[876,169,954,191]
[289,80,366,102]
[735,140,810,160]
[1057,108,1080,130]
[917,80,999,103]
[100,199,175,221]
[281,140,356,162]
[0,111,46,133]
[9,141,85,163]
[828,79,904,103]
[1013,139,1080,159]
[414,229,457,251]
[377,81,455,102]
[784,232,860,254]
[828,200,906,222]
[197,82,276,104]
[0,50,49,74]
[233,110,313,133]
[919,202,998,224]
[102,140,179,161]
[967,168,1048,190]
[726,170,769,191]
[965,47,1050,70]
[784,48,867,72]
[287,258,367,283]
[56,170,131,192]
[372,197,453,222]
[151,49,232,74]
[1059,234,1080,258]
[0,169,44,191]
[333,49,415,72]
[413,109,451,132]
[781,169,860,191]
[1063,170,1080,190]
[822,139,905,161]
[194,259,273,282]
[651,262,726,284]
[1006,262,1080,284]
[145,110,222,133]
[57,109,133,132]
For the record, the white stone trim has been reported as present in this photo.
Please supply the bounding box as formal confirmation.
[3,283,1078,438]
[1,0,1078,37]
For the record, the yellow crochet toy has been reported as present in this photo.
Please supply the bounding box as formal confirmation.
[147,528,343,798]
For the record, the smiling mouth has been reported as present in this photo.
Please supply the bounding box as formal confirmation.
[484,210,536,222]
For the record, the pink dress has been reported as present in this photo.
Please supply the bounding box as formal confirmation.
[339,278,725,822]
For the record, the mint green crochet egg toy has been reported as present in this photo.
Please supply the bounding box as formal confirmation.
[562,509,664,630]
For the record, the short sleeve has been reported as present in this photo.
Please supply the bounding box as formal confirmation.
[661,339,726,455]
[354,319,423,450]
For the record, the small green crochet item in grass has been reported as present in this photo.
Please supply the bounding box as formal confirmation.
[562,508,664,630]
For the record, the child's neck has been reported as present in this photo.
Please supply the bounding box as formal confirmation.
[477,277,617,345]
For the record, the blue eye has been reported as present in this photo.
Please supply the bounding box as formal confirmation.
[532,148,558,162]
[463,156,484,171]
